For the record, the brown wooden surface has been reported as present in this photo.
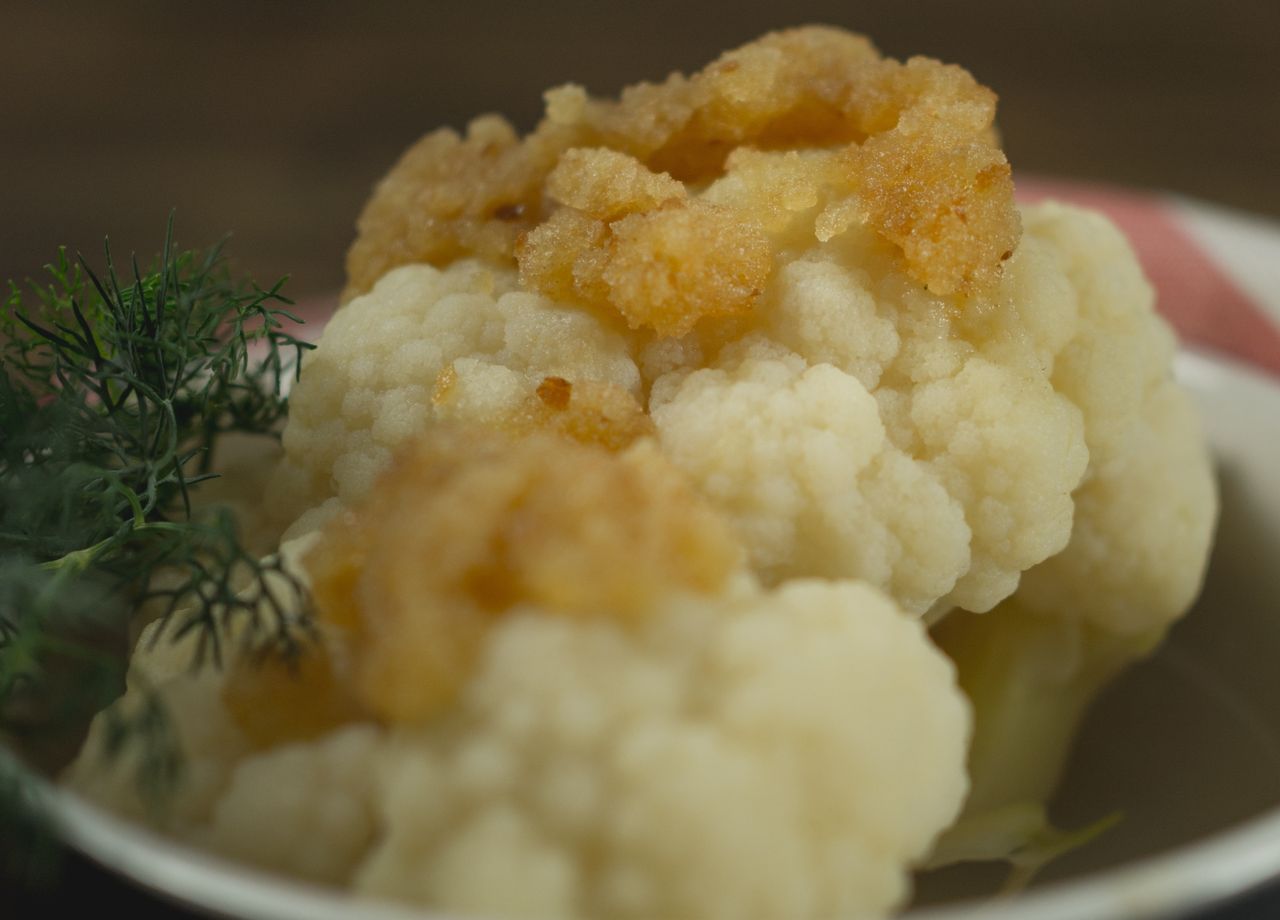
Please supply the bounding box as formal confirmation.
[3,1,1278,300]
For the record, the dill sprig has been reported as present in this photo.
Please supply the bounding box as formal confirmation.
[0,218,316,770]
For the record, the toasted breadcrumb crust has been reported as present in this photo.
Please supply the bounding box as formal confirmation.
[344,26,1019,325]
[303,427,741,723]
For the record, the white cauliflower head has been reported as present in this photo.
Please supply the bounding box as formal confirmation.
[256,24,1218,899]
[270,26,1213,640]
[1009,204,1218,636]
[274,203,1113,622]
[66,26,1219,920]
[932,203,1218,824]
[72,430,970,920]
[357,582,968,920]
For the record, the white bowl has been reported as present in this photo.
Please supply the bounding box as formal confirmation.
[8,348,1276,920]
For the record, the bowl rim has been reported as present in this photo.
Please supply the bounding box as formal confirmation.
[18,670,1280,920]
[30,770,1280,920]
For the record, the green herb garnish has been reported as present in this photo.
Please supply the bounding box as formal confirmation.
[0,218,315,779]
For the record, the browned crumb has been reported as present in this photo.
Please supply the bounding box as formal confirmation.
[345,26,1019,316]
[343,115,558,302]
[304,426,740,723]
[546,147,686,220]
[520,376,656,450]
[222,642,367,748]
[430,362,654,451]
[536,375,573,410]
[598,202,772,336]
[520,148,771,336]
[518,194,772,337]
[512,208,613,307]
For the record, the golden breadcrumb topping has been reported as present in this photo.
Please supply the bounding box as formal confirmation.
[222,643,366,750]
[303,427,740,722]
[344,26,1019,323]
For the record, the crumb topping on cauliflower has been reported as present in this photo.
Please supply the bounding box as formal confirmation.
[303,427,741,723]
[344,26,1018,307]
[71,438,971,920]
[274,208,1103,617]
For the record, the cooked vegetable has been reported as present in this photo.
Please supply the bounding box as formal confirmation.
[71,429,972,920]
[59,25,1217,920]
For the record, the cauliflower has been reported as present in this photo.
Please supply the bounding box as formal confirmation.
[61,632,252,833]
[272,180,1201,630]
[204,724,382,884]
[275,218,1097,618]
[934,204,1218,821]
[270,25,1211,628]
[71,429,970,920]
[352,583,967,920]
[262,30,1214,838]
[65,24,1217,920]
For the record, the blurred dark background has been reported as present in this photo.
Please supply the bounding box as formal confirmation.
[4,2,1280,915]
[4,0,1278,300]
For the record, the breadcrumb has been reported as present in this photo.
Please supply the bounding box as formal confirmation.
[304,427,741,722]
[346,26,1018,316]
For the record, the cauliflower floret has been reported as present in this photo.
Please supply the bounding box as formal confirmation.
[71,428,969,920]
[270,25,1066,620]
[649,353,971,613]
[62,630,251,832]
[270,26,1213,633]
[354,584,969,920]
[1011,204,1217,636]
[63,537,327,832]
[933,204,1217,827]
[203,724,383,884]
[270,259,644,525]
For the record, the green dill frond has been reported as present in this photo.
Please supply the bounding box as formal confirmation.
[0,217,316,797]
[134,508,315,668]
[1,216,311,545]
[92,674,184,812]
